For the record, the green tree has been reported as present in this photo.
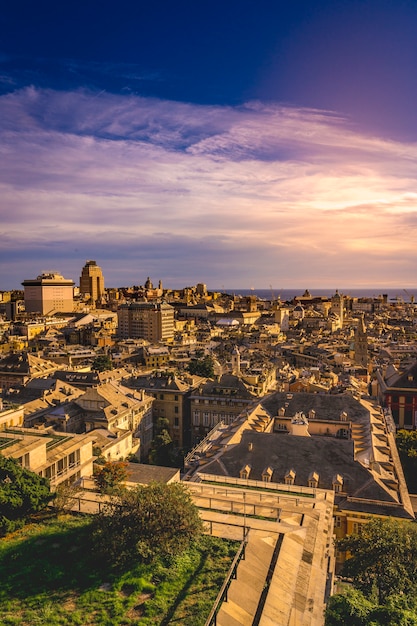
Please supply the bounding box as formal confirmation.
[370,593,417,626]
[93,461,128,494]
[188,355,214,378]
[91,354,113,372]
[325,590,417,626]
[396,430,417,491]
[149,428,173,465]
[92,482,204,567]
[337,518,417,604]
[396,429,417,457]
[149,417,183,467]
[0,456,51,536]
[53,482,79,515]
[325,587,374,626]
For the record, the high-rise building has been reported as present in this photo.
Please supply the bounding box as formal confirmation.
[22,272,75,315]
[79,260,105,305]
[117,302,175,342]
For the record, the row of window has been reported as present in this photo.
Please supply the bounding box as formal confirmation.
[44,450,81,480]
[193,399,245,405]
[192,412,235,427]
[153,394,179,401]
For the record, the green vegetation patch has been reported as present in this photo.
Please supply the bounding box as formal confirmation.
[0,515,237,626]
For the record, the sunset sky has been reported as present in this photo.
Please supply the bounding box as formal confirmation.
[1,0,417,290]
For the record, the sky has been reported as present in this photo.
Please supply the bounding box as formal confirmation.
[1,0,417,290]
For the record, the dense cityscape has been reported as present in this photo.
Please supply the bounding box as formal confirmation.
[2,260,417,623]
[3,0,417,623]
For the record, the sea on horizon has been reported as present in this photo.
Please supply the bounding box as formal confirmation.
[212,288,417,303]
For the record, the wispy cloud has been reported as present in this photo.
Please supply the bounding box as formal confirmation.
[1,87,417,289]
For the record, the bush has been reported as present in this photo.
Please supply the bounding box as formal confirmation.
[0,456,51,536]
[93,461,128,494]
[92,482,204,567]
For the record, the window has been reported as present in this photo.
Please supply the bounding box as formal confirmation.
[203,412,209,426]
[404,407,413,426]
[193,411,200,426]
[174,417,179,427]
[285,470,295,485]
[174,406,179,414]
[335,516,342,528]
[20,453,30,469]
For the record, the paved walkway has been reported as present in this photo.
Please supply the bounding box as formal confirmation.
[216,529,278,626]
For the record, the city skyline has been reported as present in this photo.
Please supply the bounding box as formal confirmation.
[2,1,417,290]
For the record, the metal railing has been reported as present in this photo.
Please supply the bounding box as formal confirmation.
[204,529,249,626]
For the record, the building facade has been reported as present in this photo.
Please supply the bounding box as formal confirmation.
[79,260,105,305]
[0,426,93,488]
[117,302,175,342]
[22,272,75,315]
[74,381,154,460]
[127,374,203,448]
[190,374,255,445]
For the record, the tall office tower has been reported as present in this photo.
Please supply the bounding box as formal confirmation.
[22,272,75,314]
[117,302,175,341]
[79,260,105,306]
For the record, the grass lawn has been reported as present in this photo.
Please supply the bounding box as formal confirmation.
[0,514,237,625]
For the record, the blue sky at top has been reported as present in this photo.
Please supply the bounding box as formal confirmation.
[1,0,417,289]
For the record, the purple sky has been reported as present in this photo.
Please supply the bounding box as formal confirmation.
[1,1,417,290]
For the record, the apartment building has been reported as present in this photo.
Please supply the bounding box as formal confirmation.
[22,272,75,314]
[126,374,203,449]
[117,302,175,342]
[190,374,255,445]
[0,426,93,488]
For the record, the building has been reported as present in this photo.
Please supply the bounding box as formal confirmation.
[22,272,75,315]
[185,391,414,572]
[79,260,105,306]
[330,289,344,329]
[0,353,62,392]
[0,426,93,488]
[126,373,204,448]
[354,314,369,368]
[117,302,175,342]
[0,402,24,429]
[380,360,417,429]
[190,374,256,445]
[73,380,154,460]
[143,345,170,369]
